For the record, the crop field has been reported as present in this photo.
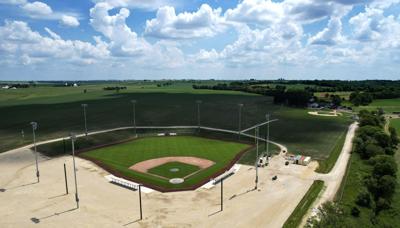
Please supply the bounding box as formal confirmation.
[80,136,250,191]
[0,82,351,160]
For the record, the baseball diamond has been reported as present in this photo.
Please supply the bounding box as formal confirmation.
[79,135,252,191]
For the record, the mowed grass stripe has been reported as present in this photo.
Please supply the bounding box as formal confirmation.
[82,136,250,190]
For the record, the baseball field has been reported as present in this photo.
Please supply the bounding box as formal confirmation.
[79,135,251,191]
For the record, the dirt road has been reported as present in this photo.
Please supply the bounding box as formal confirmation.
[300,122,358,225]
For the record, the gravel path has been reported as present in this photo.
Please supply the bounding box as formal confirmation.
[300,122,358,225]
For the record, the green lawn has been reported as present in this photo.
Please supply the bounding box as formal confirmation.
[283,180,324,228]
[390,118,400,132]
[0,82,351,162]
[81,136,250,190]
[148,162,200,179]
[356,98,400,113]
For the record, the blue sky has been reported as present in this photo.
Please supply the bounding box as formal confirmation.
[0,0,399,80]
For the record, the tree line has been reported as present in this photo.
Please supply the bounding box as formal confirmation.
[193,80,400,108]
[307,110,399,227]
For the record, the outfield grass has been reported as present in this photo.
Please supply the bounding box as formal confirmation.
[0,82,351,162]
[316,129,347,173]
[148,162,200,179]
[81,136,250,190]
[283,180,324,228]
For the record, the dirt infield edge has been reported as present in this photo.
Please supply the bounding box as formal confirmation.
[76,137,255,193]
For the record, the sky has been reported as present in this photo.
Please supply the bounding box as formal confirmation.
[0,0,399,80]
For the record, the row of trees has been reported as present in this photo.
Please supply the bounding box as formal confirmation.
[349,92,373,106]
[308,110,399,226]
[103,86,127,92]
[353,110,398,215]
[192,84,312,107]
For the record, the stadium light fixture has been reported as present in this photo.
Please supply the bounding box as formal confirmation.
[131,100,137,136]
[238,104,244,140]
[30,121,40,183]
[70,133,79,208]
[81,104,88,136]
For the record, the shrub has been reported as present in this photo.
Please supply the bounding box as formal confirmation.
[351,206,360,217]
[356,189,371,208]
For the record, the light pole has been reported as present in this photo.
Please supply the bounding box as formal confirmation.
[220,179,224,212]
[81,104,88,136]
[266,114,270,157]
[30,122,39,183]
[255,126,259,190]
[139,184,143,220]
[131,100,137,136]
[238,104,243,140]
[70,133,79,209]
[196,100,202,131]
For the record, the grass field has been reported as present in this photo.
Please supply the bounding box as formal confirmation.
[355,98,400,113]
[283,180,324,228]
[0,82,351,162]
[80,135,250,190]
[336,150,400,227]
[148,162,200,179]
[390,118,400,132]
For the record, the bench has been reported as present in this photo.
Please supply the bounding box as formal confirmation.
[107,175,138,190]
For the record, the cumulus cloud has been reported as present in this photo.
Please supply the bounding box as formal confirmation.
[21,1,52,16]
[193,22,306,68]
[0,1,82,25]
[145,4,225,39]
[2,0,400,78]
[0,0,26,5]
[369,0,400,9]
[223,0,346,27]
[92,0,174,11]
[224,0,284,26]
[308,17,344,45]
[90,2,150,56]
[88,2,185,67]
[350,6,400,50]
[0,20,109,66]
[60,15,80,27]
